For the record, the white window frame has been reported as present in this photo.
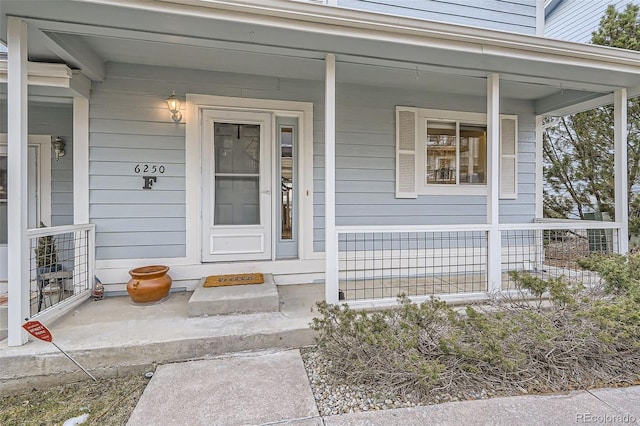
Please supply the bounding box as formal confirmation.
[418,109,487,196]
[408,108,516,198]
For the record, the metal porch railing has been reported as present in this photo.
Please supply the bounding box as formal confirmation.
[333,220,622,307]
[27,224,95,317]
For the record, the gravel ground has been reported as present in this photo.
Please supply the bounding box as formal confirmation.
[301,347,504,416]
[301,348,420,416]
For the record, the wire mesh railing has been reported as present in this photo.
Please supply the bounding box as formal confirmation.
[333,220,622,305]
[500,221,619,289]
[336,225,490,302]
[27,224,95,317]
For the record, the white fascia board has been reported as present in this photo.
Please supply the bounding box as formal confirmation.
[0,60,72,87]
[80,0,640,75]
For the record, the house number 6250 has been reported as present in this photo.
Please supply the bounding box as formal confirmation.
[134,164,165,174]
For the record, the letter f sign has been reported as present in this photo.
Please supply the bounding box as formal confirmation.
[143,176,157,189]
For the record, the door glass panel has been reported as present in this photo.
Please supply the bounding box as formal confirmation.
[214,123,261,225]
[280,127,293,240]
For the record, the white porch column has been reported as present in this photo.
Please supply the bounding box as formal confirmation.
[614,88,629,254]
[7,17,30,346]
[324,53,338,304]
[73,97,90,291]
[73,96,90,224]
[487,73,502,293]
[535,116,544,219]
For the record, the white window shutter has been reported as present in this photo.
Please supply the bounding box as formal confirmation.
[396,107,418,198]
[500,116,518,199]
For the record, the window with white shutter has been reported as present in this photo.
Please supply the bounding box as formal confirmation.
[499,116,518,199]
[395,107,418,198]
[395,107,518,199]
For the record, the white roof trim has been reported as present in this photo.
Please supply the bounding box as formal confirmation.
[78,0,640,74]
[0,60,72,87]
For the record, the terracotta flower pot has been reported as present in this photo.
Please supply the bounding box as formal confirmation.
[127,265,172,303]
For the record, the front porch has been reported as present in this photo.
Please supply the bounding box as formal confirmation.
[0,0,638,347]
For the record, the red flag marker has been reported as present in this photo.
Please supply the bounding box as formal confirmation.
[22,319,96,381]
[22,320,53,342]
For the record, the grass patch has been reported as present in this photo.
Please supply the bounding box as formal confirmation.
[0,374,148,426]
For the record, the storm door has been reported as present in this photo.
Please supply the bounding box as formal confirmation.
[201,110,272,261]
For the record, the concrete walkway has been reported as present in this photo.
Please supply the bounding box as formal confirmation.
[128,349,640,426]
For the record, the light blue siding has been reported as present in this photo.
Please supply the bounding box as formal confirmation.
[545,0,630,43]
[338,0,537,34]
[312,84,536,251]
[89,62,323,260]
[0,103,74,227]
[91,62,536,259]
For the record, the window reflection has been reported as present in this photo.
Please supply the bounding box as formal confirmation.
[280,127,293,240]
[425,121,486,186]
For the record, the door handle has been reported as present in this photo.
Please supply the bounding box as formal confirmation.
[262,189,271,195]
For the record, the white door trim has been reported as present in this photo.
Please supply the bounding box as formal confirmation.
[186,94,316,265]
[0,134,51,285]
[0,134,51,226]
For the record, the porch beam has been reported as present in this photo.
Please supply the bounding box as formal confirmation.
[486,73,501,293]
[42,31,106,82]
[614,88,629,254]
[7,17,30,346]
[324,53,338,304]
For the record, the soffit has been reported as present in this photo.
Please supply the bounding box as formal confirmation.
[1,0,638,111]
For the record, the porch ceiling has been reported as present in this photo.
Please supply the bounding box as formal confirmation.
[2,0,640,114]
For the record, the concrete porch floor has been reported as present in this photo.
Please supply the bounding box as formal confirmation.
[0,283,325,396]
[0,266,599,396]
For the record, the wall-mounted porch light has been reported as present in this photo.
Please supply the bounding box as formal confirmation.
[52,137,65,161]
[166,90,182,122]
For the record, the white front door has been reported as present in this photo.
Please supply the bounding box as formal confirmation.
[201,110,273,261]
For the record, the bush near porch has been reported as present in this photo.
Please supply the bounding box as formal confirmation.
[306,253,640,411]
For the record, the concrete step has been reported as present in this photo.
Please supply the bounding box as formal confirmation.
[187,273,280,317]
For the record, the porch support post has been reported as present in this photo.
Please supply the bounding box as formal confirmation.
[535,116,544,219]
[73,96,90,291]
[614,88,629,254]
[7,17,29,346]
[324,53,338,304]
[73,96,90,224]
[486,73,502,293]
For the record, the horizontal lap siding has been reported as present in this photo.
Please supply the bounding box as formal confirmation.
[338,0,537,34]
[91,62,323,260]
[545,0,628,43]
[93,63,535,259]
[90,82,187,259]
[313,83,536,252]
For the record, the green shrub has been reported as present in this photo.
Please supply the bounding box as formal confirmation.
[578,252,640,295]
[311,271,640,402]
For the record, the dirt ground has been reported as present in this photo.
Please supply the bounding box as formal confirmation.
[0,374,149,426]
